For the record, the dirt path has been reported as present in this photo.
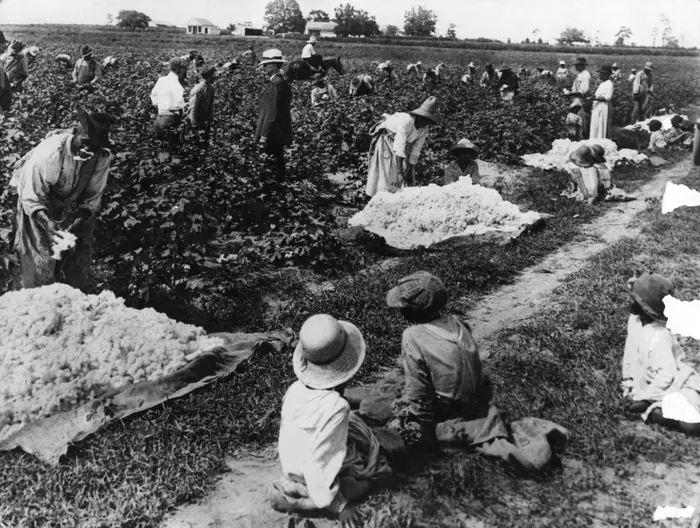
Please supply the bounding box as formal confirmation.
[162,158,695,528]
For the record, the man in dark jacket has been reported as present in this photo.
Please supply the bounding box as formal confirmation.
[255,49,292,181]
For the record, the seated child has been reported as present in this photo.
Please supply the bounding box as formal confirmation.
[565,146,603,204]
[271,314,395,524]
[663,115,694,148]
[647,119,667,152]
[622,274,700,436]
[310,73,338,106]
[565,103,583,141]
[443,138,481,185]
[589,144,612,195]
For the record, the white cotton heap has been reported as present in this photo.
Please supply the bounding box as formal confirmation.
[51,230,77,260]
[0,284,222,432]
[663,294,700,340]
[624,114,687,133]
[653,506,695,522]
[660,393,700,424]
[661,182,700,215]
[521,138,648,171]
[348,178,542,250]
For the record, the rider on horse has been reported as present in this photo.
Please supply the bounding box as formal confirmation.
[302,35,320,73]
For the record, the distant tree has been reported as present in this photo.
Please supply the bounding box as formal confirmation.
[116,10,151,30]
[307,9,330,22]
[404,6,437,37]
[537,37,544,44]
[523,37,530,44]
[227,23,237,32]
[651,27,659,47]
[264,0,305,34]
[106,13,114,25]
[333,4,380,37]
[660,13,674,47]
[666,35,680,48]
[384,24,400,36]
[446,23,457,40]
[507,37,511,44]
[556,27,590,46]
[614,26,632,46]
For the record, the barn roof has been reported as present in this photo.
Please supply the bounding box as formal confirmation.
[187,18,217,27]
[305,22,337,31]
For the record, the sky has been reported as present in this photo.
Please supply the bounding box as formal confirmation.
[1,0,699,47]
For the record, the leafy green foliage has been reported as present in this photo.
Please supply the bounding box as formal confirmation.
[333,3,380,37]
[116,10,151,31]
[264,0,306,34]
[403,5,438,37]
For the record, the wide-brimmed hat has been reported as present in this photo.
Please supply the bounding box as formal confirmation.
[569,101,582,111]
[450,138,479,154]
[307,35,318,43]
[312,72,326,86]
[589,144,606,163]
[569,145,595,168]
[559,60,566,65]
[612,62,619,68]
[499,64,512,71]
[468,61,476,68]
[627,273,673,322]
[378,60,392,69]
[644,61,654,71]
[598,65,613,76]
[81,45,94,58]
[575,57,587,66]
[259,49,288,66]
[408,96,441,125]
[416,61,423,66]
[76,107,113,149]
[387,271,448,312]
[0,31,9,45]
[201,65,217,80]
[292,314,366,390]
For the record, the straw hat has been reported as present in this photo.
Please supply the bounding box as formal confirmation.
[644,61,654,71]
[378,60,392,69]
[450,138,480,154]
[312,72,326,86]
[408,96,441,125]
[76,107,113,149]
[387,271,448,312]
[468,61,476,68]
[627,273,674,321]
[589,144,606,163]
[559,60,566,66]
[307,35,318,44]
[569,101,582,111]
[293,314,366,390]
[569,146,595,168]
[81,45,94,58]
[612,62,619,69]
[259,49,288,66]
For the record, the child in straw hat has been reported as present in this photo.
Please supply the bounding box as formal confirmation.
[310,73,338,106]
[564,146,602,203]
[271,314,396,525]
[443,138,481,185]
[622,274,700,436]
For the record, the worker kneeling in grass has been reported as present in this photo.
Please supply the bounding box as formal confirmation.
[622,274,700,436]
[270,314,400,527]
[349,272,569,473]
[443,138,481,185]
[563,145,604,204]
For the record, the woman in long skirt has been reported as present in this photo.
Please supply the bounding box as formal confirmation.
[590,65,614,139]
[366,97,441,197]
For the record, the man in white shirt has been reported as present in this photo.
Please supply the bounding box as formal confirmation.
[564,57,592,139]
[302,35,319,71]
[150,58,188,148]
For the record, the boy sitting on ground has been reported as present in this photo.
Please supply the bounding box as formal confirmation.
[622,274,700,436]
[565,103,583,141]
[443,138,481,186]
[647,119,667,152]
[270,314,397,526]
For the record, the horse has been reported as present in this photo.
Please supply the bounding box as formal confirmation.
[285,55,344,82]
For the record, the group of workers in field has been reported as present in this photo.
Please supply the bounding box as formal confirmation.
[3,27,700,528]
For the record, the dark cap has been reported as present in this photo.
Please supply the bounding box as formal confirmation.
[386,271,448,312]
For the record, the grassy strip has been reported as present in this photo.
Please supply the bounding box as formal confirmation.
[0,157,683,526]
[361,163,700,527]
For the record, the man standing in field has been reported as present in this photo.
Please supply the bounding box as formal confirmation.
[255,49,292,181]
[10,107,114,291]
[0,40,29,91]
[564,57,591,139]
[151,58,188,149]
[631,62,654,124]
[72,45,103,87]
[0,32,12,117]
[187,66,217,146]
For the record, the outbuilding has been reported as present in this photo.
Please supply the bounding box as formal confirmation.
[305,21,338,38]
[231,23,264,37]
[186,18,221,36]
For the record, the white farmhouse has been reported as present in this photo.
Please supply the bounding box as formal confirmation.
[186,18,221,36]
[305,21,338,38]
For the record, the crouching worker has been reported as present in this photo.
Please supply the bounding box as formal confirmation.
[270,314,400,526]
[351,272,569,473]
[622,274,700,436]
[443,138,481,185]
[563,146,604,204]
[10,107,113,291]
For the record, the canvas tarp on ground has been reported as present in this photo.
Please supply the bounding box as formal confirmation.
[0,331,291,465]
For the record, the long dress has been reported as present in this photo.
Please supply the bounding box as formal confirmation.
[366,113,429,197]
[590,79,614,139]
